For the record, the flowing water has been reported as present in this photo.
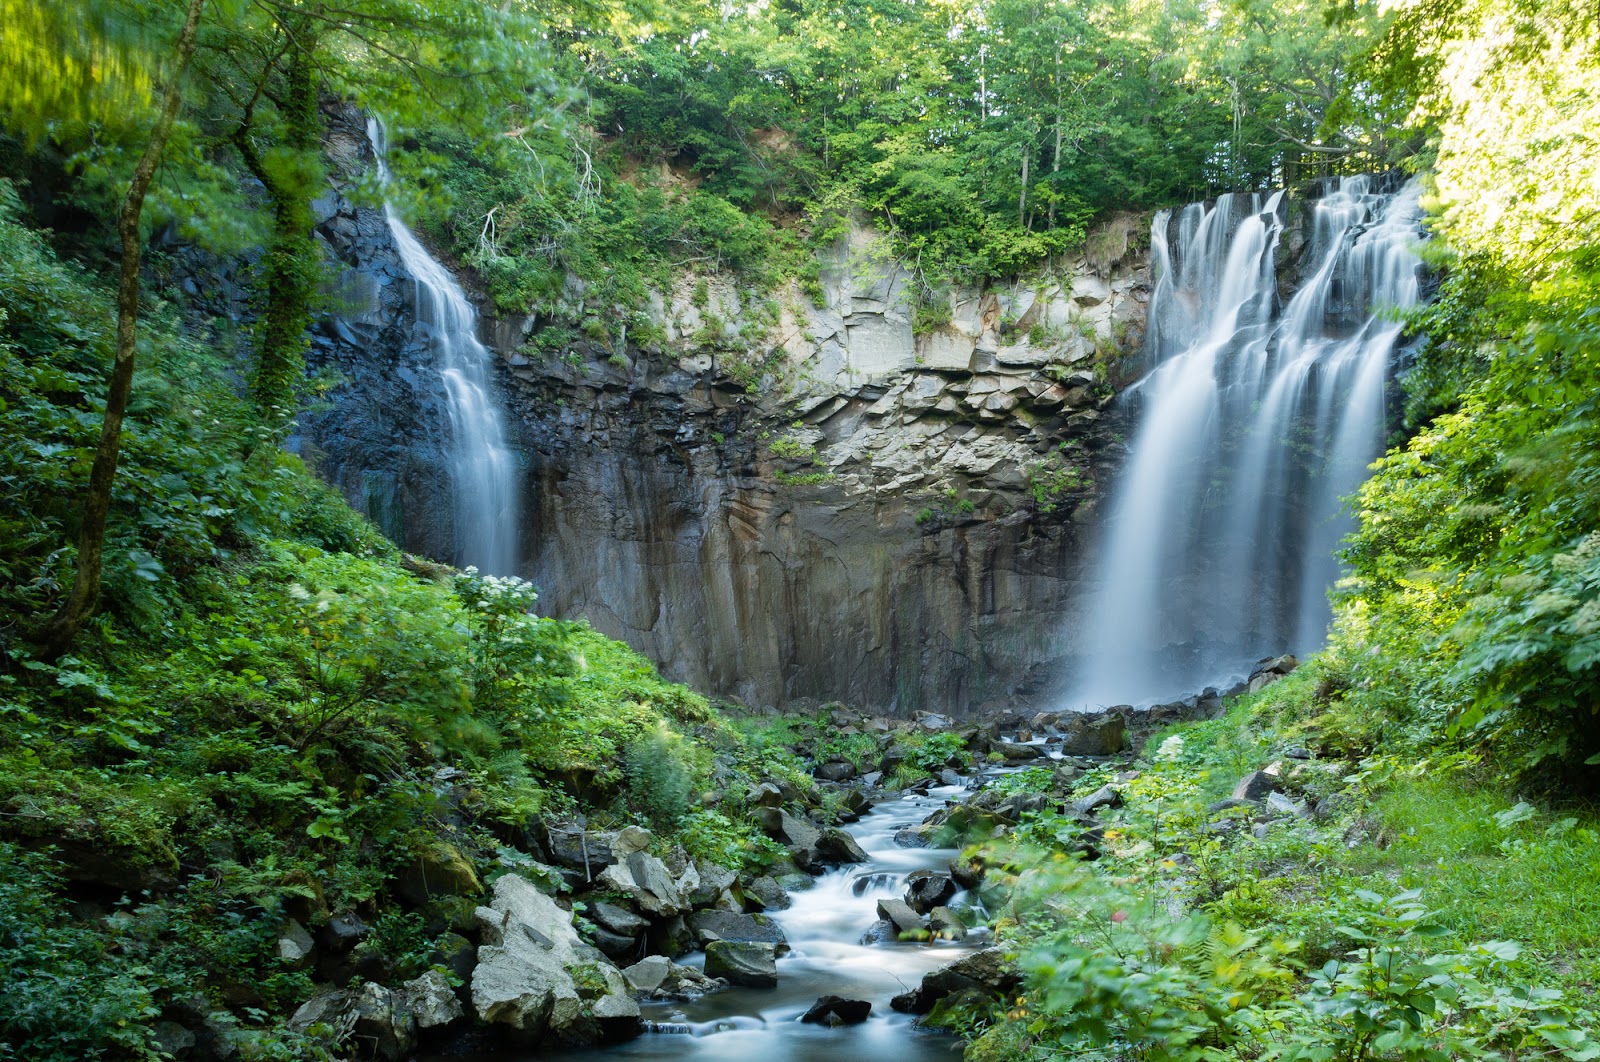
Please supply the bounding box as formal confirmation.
[433,783,986,1062]
[1066,176,1425,708]
[368,120,520,576]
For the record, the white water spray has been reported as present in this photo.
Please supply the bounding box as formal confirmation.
[1066,177,1424,707]
[368,119,519,576]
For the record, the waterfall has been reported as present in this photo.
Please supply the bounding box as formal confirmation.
[367,119,519,576]
[1066,176,1425,708]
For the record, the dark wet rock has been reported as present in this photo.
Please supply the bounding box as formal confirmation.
[152,1021,196,1060]
[589,926,641,963]
[647,915,697,959]
[1232,769,1282,802]
[800,995,872,1026]
[995,742,1043,762]
[840,789,873,816]
[319,938,395,987]
[589,900,649,937]
[703,940,778,988]
[742,875,791,912]
[816,827,870,866]
[430,933,477,985]
[875,897,927,936]
[1260,654,1298,675]
[686,910,789,954]
[893,824,938,848]
[928,906,967,941]
[421,894,480,936]
[904,870,958,914]
[860,919,898,945]
[42,838,180,893]
[1207,797,1257,814]
[815,760,857,782]
[949,856,985,891]
[748,782,786,807]
[1071,785,1122,816]
[542,824,652,883]
[995,791,1054,820]
[319,911,368,954]
[890,947,1023,1015]
[1059,715,1127,756]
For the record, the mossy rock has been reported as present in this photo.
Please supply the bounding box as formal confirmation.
[396,841,482,905]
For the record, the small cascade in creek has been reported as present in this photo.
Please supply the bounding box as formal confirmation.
[367,118,519,576]
[1066,176,1425,708]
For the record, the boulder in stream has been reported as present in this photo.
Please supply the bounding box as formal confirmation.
[890,947,1022,1015]
[816,827,869,865]
[741,875,791,911]
[703,940,779,988]
[686,909,790,953]
[875,897,927,937]
[904,870,958,913]
[927,906,967,941]
[622,956,727,1000]
[800,995,872,1026]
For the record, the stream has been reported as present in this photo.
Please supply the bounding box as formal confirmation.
[431,780,989,1062]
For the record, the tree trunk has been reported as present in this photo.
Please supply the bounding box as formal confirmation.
[247,16,323,418]
[35,0,207,661]
[1019,146,1029,229]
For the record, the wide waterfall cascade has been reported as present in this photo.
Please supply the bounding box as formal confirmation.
[367,119,519,576]
[1066,176,1425,709]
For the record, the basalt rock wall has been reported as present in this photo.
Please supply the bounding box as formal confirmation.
[493,221,1153,714]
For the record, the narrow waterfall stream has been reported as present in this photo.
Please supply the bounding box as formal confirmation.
[1067,176,1425,707]
[368,120,520,576]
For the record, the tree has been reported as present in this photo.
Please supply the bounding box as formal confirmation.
[25,0,207,661]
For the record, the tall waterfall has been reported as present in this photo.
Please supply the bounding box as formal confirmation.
[368,120,519,576]
[1066,176,1424,708]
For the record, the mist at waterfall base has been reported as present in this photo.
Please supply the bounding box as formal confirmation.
[368,120,520,577]
[1065,176,1425,710]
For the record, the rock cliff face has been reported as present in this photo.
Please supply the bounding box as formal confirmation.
[300,114,1153,714]
[494,221,1152,714]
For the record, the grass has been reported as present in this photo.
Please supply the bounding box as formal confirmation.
[1346,778,1600,978]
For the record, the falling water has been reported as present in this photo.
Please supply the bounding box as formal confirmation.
[1066,176,1425,708]
[368,119,519,576]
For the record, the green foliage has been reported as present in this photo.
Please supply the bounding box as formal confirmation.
[900,731,972,775]
[0,844,164,1060]
[623,720,700,826]
[984,689,1600,1061]
[1028,455,1088,515]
